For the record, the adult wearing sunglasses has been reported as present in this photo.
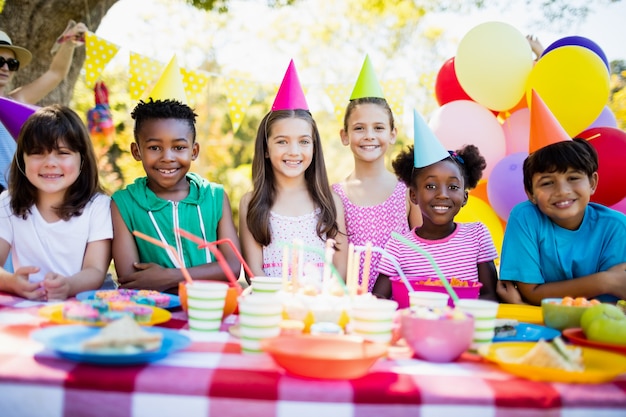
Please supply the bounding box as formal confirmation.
[0,22,87,192]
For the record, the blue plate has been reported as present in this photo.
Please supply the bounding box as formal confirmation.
[493,322,561,343]
[76,290,181,310]
[31,325,191,365]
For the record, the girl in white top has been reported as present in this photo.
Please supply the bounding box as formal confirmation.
[239,109,348,281]
[0,105,112,300]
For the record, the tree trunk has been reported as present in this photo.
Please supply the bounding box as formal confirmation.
[0,0,118,105]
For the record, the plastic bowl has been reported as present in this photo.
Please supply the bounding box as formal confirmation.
[390,276,482,308]
[400,308,474,362]
[261,334,387,379]
[178,282,239,318]
[541,297,593,331]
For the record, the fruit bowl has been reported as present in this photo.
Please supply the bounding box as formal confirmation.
[541,298,595,331]
[178,281,238,318]
[261,334,387,379]
[400,307,474,362]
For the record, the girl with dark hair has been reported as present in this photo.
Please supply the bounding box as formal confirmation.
[0,104,112,300]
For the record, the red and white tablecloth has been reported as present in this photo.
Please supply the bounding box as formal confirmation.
[1,291,625,417]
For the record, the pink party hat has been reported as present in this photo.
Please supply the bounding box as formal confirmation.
[0,97,39,141]
[350,55,385,100]
[271,60,308,111]
[528,90,572,153]
[146,55,188,104]
[413,109,449,168]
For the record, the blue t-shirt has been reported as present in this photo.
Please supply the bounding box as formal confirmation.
[0,122,15,188]
[500,201,626,302]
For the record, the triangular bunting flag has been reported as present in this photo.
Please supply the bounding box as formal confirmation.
[224,78,259,133]
[181,67,210,107]
[84,32,120,88]
[129,53,163,101]
[529,89,572,153]
[324,83,352,125]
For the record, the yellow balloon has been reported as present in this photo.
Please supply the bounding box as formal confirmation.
[457,196,504,260]
[456,22,534,111]
[525,45,609,137]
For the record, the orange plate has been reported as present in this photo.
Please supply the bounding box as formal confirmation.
[562,328,626,356]
[39,304,171,327]
[261,334,387,380]
[497,304,543,324]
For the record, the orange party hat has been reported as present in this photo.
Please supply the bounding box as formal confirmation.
[528,89,572,153]
[271,59,308,111]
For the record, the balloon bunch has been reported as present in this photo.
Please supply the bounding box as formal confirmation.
[431,22,626,252]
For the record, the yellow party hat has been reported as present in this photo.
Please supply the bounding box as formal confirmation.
[146,55,188,104]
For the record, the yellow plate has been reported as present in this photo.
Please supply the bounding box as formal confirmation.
[497,304,543,324]
[39,304,171,327]
[479,341,626,383]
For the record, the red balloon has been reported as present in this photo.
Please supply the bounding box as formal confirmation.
[435,57,473,106]
[578,127,626,207]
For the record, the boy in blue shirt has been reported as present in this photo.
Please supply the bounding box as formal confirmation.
[499,138,626,305]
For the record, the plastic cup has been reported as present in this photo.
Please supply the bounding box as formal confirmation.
[186,281,229,332]
[409,291,450,309]
[238,295,283,354]
[455,299,499,352]
[349,298,398,344]
[250,276,283,295]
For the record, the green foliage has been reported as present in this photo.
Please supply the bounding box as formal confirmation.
[609,60,626,130]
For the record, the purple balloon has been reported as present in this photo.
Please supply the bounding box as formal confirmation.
[541,36,610,71]
[487,152,529,221]
[586,106,618,130]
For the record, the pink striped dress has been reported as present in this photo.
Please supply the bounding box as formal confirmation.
[332,181,410,291]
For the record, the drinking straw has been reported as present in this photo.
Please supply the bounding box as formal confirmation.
[132,230,193,285]
[176,228,254,278]
[175,229,243,293]
[354,245,413,294]
[391,232,460,304]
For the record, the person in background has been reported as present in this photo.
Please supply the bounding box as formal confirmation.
[111,99,241,294]
[0,22,87,190]
[499,138,626,305]
[239,61,348,284]
[0,105,111,300]
[372,111,498,302]
[333,57,421,292]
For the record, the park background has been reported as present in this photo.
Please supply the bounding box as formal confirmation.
[1,0,626,257]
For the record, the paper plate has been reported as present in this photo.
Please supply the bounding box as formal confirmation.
[39,304,171,327]
[478,341,626,383]
[493,323,560,343]
[562,328,626,356]
[497,304,543,324]
[76,290,181,310]
[31,325,190,365]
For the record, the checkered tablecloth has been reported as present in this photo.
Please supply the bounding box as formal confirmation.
[1,291,625,417]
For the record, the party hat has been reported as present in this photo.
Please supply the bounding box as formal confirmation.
[528,90,571,153]
[413,109,449,168]
[350,55,385,100]
[146,55,188,104]
[271,59,308,111]
[0,97,39,141]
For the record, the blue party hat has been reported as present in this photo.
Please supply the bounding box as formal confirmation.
[413,109,449,168]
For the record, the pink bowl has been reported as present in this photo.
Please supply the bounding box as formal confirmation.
[400,309,474,362]
[390,276,482,308]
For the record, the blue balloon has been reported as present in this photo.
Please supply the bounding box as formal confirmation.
[541,36,610,71]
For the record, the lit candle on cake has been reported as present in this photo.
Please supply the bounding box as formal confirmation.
[282,245,290,291]
[360,242,372,295]
[346,243,355,297]
[322,238,335,293]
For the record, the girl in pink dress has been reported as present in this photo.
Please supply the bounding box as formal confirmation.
[333,96,422,292]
